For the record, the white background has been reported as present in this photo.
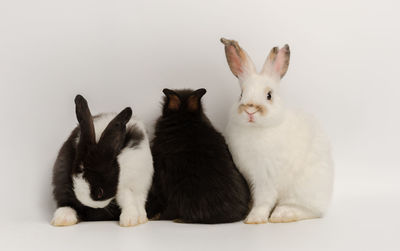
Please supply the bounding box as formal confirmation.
[1,0,399,250]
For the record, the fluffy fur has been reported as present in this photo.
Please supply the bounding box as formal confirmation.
[221,38,334,224]
[73,173,114,208]
[51,207,78,226]
[146,88,251,223]
[52,95,153,227]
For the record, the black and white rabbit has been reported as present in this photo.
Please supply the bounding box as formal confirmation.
[51,95,153,227]
[146,88,250,223]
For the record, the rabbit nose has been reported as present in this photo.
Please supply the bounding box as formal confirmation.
[97,188,104,199]
[244,105,259,114]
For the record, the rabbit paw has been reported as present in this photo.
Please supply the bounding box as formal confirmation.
[51,207,78,226]
[269,205,315,223]
[244,207,269,224]
[119,210,148,227]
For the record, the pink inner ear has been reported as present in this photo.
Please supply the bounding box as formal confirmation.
[274,47,287,74]
[227,46,243,76]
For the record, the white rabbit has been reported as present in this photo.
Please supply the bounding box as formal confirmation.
[220,38,334,224]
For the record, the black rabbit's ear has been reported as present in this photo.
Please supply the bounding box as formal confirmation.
[75,95,95,145]
[97,107,132,156]
[187,88,206,111]
[163,88,181,111]
[192,88,207,98]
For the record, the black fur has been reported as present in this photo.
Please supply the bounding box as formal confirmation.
[146,88,251,223]
[52,95,143,221]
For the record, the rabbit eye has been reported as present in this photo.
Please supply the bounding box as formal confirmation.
[267,91,272,101]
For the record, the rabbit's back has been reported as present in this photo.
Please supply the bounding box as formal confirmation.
[151,118,250,223]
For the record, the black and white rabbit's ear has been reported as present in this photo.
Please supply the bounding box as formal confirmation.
[220,38,256,79]
[75,95,95,145]
[163,88,181,111]
[97,107,132,156]
[187,88,206,111]
[261,44,290,79]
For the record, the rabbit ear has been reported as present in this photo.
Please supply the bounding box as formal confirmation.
[97,107,132,157]
[75,95,95,145]
[187,88,206,111]
[220,38,256,79]
[163,88,181,111]
[261,44,290,78]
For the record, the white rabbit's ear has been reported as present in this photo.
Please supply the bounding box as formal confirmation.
[261,44,290,79]
[220,38,256,79]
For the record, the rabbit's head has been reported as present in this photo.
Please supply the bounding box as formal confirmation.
[72,95,132,208]
[221,38,290,127]
[161,88,207,118]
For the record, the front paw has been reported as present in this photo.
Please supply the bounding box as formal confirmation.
[51,207,78,226]
[244,208,270,224]
[119,210,148,227]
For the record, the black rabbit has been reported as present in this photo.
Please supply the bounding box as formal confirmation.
[146,88,250,223]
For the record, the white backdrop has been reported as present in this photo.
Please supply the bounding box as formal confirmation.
[1,0,399,250]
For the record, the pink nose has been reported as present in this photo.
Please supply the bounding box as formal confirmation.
[245,109,257,123]
[97,188,104,199]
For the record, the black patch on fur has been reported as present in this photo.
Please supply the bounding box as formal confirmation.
[124,125,144,149]
[146,89,251,223]
[52,128,120,221]
[52,96,134,221]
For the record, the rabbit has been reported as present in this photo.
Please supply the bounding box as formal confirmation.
[146,88,251,224]
[51,95,153,227]
[220,38,334,224]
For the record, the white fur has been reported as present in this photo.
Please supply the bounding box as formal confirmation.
[51,207,78,226]
[74,113,121,144]
[224,43,334,224]
[72,113,118,209]
[72,113,153,226]
[116,119,153,227]
[72,173,113,208]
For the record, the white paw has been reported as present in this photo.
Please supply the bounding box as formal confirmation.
[51,207,78,226]
[119,210,148,227]
[244,207,270,224]
[269,205,316,223]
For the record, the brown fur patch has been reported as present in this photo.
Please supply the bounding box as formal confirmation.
[263,45,290,78]
[220,38,248,77]
[168,95,181,110]
[187,95,199,111]
[267,47,279,63]
[279,44,290,78]
[238,103,267,115]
